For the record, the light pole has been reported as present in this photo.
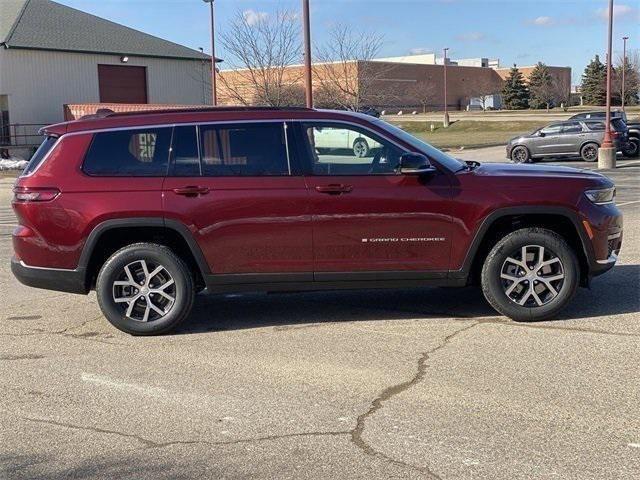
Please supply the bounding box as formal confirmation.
[302,0,313,108]
[203,0,217,106]
[598,0,615,169]
[443,47,449,127]
[622,36,629,111]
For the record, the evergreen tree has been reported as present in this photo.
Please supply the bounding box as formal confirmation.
[501,65,529,110]
[581,55,606,105]
[528,62,554,110]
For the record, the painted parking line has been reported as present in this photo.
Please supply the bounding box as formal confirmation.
[617,200,640,207]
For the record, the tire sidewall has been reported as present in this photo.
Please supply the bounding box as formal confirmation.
[353,138,369,157]
[482,230,579,321]
[511,146,530,163]
[581,143,598,162]
[96,244,194,335]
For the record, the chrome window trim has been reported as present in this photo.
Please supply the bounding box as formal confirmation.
[57,118,409,152]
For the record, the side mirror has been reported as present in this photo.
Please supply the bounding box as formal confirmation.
[538,131,546,137]
[399,153,436,175]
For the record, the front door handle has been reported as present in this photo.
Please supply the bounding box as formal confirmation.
[315,184,354,195]
[172,186,210,196]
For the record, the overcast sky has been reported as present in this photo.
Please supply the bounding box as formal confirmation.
[57,0,639,84]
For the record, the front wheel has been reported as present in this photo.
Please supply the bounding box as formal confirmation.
[353,138,370,158]
[481,228,579,321]
[510,146,530,163]
[96,243,195,335]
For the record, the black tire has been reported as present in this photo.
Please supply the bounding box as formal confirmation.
[510,146,530,163]
[353,138,370,158]
[481,228,579,322]
[96,243,195,335]
[622,139,639,158]
[580,143,599,162]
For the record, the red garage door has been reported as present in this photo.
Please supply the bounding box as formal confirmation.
[98,65,148,104]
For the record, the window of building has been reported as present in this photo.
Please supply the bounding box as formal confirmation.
[199,123,289,176]
[301,123,403,175]
[83,128,171,176]
[0,95,9,146]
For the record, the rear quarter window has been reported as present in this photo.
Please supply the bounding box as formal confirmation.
[83,128,171,176]
[22,136,58,176]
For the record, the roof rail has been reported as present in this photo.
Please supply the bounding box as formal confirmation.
[102,106,315,118]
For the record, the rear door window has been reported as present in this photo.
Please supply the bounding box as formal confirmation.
[22,136,57,175]
[586,122,605,131]
[170,126,201,176]
[561,122,583,134]
[83,128,171,176]
[199,123,290,176]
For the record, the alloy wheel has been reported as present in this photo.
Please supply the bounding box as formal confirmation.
[512,147,528,163]
[582,145,598,161]
[353,140,368,158]
[112,259,176,322]
[500,245,565,307]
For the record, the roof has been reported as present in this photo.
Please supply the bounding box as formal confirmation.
[0,0,212,61]
[42,108,375,136]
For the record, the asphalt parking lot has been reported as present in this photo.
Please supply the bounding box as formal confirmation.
[1,154,639,479]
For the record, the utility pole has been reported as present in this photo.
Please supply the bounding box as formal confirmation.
[443,47,449,127]
[302,0,313,108]
[622,36,629,111]
[598,0,615,169]
[203,0,217,106]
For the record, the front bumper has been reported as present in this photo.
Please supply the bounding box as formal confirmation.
[11,257,88,294]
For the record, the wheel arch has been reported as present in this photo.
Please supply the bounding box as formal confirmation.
[79,218,210,290]
[456,207,593,287]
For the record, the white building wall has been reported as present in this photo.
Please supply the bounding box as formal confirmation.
[0,48,211,127]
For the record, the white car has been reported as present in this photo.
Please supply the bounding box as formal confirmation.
[312,126,381,157]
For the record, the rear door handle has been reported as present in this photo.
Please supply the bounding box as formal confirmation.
[315,184,353,195]
[172,186,210,196]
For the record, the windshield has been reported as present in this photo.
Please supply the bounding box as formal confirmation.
[372,119,467,172]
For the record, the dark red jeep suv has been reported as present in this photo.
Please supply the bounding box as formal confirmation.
[11,107,623,335]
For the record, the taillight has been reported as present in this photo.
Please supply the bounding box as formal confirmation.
[13,187,60,202]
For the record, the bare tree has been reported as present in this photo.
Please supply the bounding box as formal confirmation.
[314,24,393,110]
[613,50,640,106]
[406,78,437,113]
[551,75,572,111]
[218,9,304,106]
[466,77,500,111]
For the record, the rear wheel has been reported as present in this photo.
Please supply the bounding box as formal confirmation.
[580,143,599,162]
[510,146,530,163]
[96,243,194,335]
[481,228,579,321]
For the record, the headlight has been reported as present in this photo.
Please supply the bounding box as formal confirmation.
[584,187,616,205]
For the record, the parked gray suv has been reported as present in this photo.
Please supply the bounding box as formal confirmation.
[507,119,628,163]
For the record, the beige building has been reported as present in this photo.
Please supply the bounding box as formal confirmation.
[1,0,213,153]
[219,59,571,112]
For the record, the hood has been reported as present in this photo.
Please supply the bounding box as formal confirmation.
[471,162,613,185]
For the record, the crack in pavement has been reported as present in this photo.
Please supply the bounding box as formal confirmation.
[349,321,479,479]
[21,416,350,450]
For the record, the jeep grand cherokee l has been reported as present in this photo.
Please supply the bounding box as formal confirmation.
[11,107,623,335]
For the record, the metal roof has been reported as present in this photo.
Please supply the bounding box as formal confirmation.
[0,0,212,61]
